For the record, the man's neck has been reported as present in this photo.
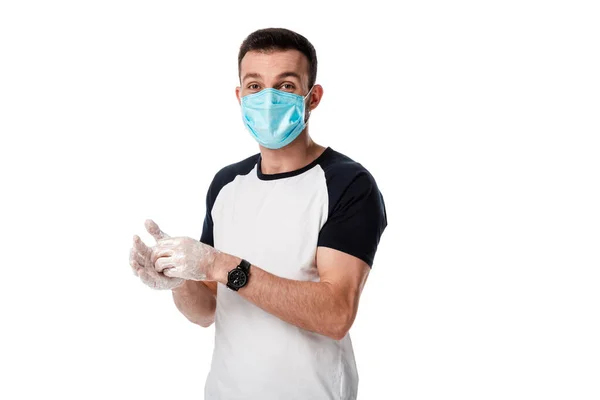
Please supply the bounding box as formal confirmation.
[259,130,326,175]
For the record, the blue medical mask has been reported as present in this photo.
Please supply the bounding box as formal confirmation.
[240,87,313,149]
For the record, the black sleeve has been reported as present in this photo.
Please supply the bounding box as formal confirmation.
[200,187,215,246]
[317,172,387,267]
[199,153,260,247]
[199,170,223,247]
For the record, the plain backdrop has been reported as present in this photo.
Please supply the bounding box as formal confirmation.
[1,1,599,399]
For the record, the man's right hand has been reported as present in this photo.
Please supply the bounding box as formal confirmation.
[129,219,185,290]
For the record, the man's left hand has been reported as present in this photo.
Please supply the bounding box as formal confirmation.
[152,236,220,281]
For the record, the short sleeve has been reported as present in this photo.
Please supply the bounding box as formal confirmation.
[317,172,387,267]
[198,153,260,247]
[199,172,219,246]
[200,206,214,246]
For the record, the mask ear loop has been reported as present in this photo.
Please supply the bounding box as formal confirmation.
[304,85,315,123]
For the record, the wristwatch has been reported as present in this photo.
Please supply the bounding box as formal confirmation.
[226,259,251,291]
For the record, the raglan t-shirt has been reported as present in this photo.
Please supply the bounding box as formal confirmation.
[200,147,387,400]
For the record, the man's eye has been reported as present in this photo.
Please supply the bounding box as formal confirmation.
[248,84,260,90]
[280,83,295,91]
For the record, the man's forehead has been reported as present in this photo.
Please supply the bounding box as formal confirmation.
[240,49,308,79]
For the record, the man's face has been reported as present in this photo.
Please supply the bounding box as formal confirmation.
[236,49,313,101]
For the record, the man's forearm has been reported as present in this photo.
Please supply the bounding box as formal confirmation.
[171,280,216,327]
[212,253,357,340]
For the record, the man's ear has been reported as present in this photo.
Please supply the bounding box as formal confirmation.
[308,84,323,111]
[235,87,241,105]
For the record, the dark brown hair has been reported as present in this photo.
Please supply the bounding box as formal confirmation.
[238,28,318,88]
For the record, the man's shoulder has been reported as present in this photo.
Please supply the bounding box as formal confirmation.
[319,147,378,188]
[211,153,259,185]
[206,153,259,200]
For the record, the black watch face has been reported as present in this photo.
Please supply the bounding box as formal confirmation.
[229,269,247,288]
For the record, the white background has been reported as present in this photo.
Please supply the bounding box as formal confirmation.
[1,1,598,399]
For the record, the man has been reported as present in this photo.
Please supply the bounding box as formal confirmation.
[129,28,387,400]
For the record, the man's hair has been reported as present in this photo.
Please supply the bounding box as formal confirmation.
[238,28,318,88]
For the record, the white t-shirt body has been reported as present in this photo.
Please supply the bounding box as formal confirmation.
[201,147,387,400]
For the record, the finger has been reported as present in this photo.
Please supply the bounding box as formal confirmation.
[137,269,157,289]
[132,236,154,267]
[129,247,144,267]
[139,266,178,290]
[155,237,178,247]
[145,219,170,242]
[133,235,151,259]
[154,257,175,273]
[132,247,150,268]
[163,267,182,279]
[151,247,174,265]
[129,250,142,276]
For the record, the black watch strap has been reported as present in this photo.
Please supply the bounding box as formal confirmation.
[238,259,251,273]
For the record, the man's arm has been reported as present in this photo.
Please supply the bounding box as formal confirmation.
[171,280,218,327]
[212,247,370,340]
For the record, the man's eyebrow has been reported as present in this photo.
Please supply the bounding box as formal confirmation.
[242,72,262,82]
[241,71,302,82]
[276,71,302,81]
